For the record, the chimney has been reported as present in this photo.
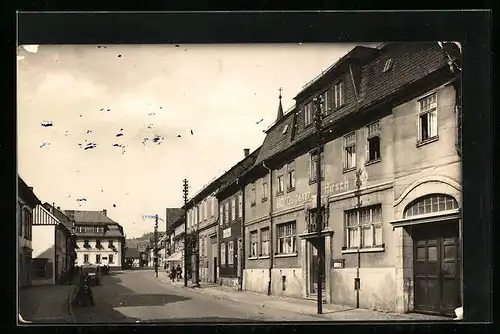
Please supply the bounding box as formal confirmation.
[244,148,250,157]
[51,202,56,214]
[29,187,33,191]
[103,209,107,216]
[57,206,60,210]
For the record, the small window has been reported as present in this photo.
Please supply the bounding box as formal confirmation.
[109,254,114,263]
[251,186,256,206]
[260,228,270,256]
[96,239,102,249]
[238,193,243,218]
[228,241,234,265]
[304,102,313,126]
[220,243,226,265]
[282,124,289,134]
[309,150,325,182]
[96,254,101,264]
[108,240,114,248]
[224,202,229,224]
[287,161,296,190]
[344,133,356,170]
[366,121,381,163]
[84,240,90,248]
[250,231,258,257]
[417,93,438,143]
[231,197,236,221]
[84,254,89,264]
[277,169,284,194]
[383,58,393,72]
[262,181,268,201]
[334,82,344,109]
[219,204,223,225]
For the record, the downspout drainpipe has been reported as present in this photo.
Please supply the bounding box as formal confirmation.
[238,178,245,291]
[262,162,273,296]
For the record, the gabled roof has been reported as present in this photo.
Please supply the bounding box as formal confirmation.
[215,146,262,198]
[251,42,452,171]
[42,202,72,230]
[64,210,118,225]
[18,176,41,207]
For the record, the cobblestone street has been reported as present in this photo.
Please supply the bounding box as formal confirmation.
[72,269,451,323]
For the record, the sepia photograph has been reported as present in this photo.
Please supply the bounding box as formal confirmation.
[16,40,467,324]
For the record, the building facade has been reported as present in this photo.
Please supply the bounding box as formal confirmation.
[17,177,41,288]
[164,216,185,272]
[241,42,462,316]
[64,209,125,271]
[32,204,73,285]
[216,148,261,290]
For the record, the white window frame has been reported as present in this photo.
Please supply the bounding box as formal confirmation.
[287,161,296,190]
[251,185,256,206]
[228,241,234,265]
[366,121,381,163]
[320,89,330,114]
[343,132,356,170]
[304,102,313,126]
[204,200,208,220]
[334,81,344,109]
[276,222,297,255]
[345,205,383,250]
[250,231,258,257]
[238,193,242,219]
[231,197,236,221]
[260,228,270,256]
[219,204,223,226]
[220,243,226,265]
[417,92,438,143]
[211,197,216,217]
[262,181,268,201]
[224,202,229,225]
[277,170,284,194]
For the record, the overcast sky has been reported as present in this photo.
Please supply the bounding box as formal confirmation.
[17,43,376,238]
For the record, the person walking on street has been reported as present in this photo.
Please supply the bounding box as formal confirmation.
[176,264,182,281]
[170,266,176,282]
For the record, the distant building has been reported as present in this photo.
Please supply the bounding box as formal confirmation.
[17,176,41,288]
[31,203,74,285]
[64,209,125,271]
[164,216,185,272]
[125,248,141,268]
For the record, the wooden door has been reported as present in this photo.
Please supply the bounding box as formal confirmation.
[413,221,460,316]
[309,241,326,294]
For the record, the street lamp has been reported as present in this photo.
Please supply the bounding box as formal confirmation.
[313,95,324,315]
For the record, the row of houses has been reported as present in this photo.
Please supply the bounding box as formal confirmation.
[17,176,126,288]
[163,42,462,317]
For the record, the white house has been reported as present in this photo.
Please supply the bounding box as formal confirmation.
[31,204,73,285]
[64,209,125,271]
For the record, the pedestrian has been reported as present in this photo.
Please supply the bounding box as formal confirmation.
[170,266,176,282]
[176,264,182,281]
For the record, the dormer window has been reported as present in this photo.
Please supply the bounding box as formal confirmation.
[84,240,91,248]
[96,239,103,249]
[383,58,393,73]
[304,102,313,126]
[282,124,289,134]
[333,82,344,109]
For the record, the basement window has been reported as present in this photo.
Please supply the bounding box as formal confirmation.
[383,58,393,72]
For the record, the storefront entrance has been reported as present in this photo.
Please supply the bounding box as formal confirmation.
[413,220,461,316]
[308,239,326,296]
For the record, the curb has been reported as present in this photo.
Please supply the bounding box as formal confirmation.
[67,285,77,323]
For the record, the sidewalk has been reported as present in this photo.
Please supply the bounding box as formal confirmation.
[18,284,75,323]
[155,271,451,321]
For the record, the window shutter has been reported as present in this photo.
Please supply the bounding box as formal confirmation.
[365,128,370,161]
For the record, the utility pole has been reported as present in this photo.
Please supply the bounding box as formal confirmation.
[154,214,159,278]
[183,179,189,287]
[355,169,363,308]
[313,95,324,315]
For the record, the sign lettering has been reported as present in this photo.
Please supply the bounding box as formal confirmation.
[223,228,231,239]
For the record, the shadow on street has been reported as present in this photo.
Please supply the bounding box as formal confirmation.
[73,274,192,323]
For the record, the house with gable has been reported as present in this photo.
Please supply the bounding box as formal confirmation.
[241,42,462,316]
[31,203,75,285]
[64,209,125,271]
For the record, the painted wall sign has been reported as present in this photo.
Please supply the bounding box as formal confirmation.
[276,173,368,210]
[332,259,345,269]
[223,228,231,238]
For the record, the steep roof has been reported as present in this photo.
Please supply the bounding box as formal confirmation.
[42,202,72,230]
[64,210,118,225]
[252,42,452,169]
[18,176,41,207]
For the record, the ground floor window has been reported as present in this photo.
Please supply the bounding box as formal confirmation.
[345,204,383,249]
[277,221,297,254]
[250,231,258,257]
[84,254,89,264]
[220,243,226,265]
[260,228,270,256]
[96,254,101,264]
[228,241,234,265]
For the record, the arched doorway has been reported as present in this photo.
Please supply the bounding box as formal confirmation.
[403,194,461,316]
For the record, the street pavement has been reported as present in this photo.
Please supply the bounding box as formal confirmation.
[72,269,452,323]
[18,284,75,323]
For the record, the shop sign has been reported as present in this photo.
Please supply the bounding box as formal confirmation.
[223,228,231,238]
[276,174,367,210]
